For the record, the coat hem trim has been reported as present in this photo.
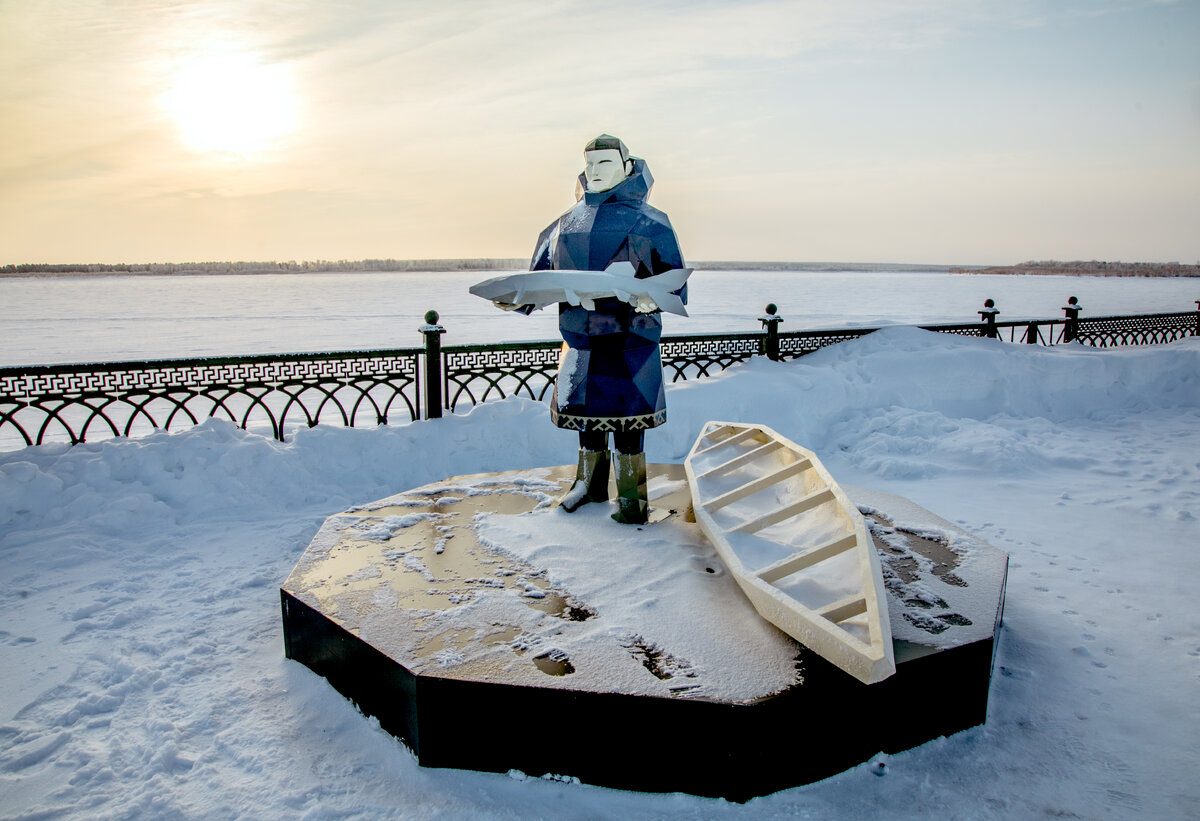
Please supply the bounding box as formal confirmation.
[551,408,667,432]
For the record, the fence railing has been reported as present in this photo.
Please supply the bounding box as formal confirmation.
[0,349,421,449]
[2,299,1197,449]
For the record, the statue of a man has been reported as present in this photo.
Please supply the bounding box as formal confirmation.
[530,134,686,524]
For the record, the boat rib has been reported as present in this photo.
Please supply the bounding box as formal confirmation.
[755,532,858,583]
[685,421,895,684]
[705,459,811,512]
[696,440,783,480]
[691,424,765,457]
[731,487,835,534]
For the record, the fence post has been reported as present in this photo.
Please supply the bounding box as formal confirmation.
[1025,322,1039,344]
[421,310,445,419]
[760,303,783,361]
[1062,296,1081,343]
[1195,300,1199,337]
[978,299,998,339]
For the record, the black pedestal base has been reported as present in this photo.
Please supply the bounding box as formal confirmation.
[283,591,1000,801]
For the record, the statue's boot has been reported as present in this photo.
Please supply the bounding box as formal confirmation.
[559,449,610,512]
[611,451,648,525]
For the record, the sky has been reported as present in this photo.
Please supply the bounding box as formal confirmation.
[0,0,1197,266]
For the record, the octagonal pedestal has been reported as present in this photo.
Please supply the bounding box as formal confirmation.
[281,464,1007,801]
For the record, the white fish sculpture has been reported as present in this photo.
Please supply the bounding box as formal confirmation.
[470,261,692,316]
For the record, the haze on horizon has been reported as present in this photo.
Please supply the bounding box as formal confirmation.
[1,0,1197,267]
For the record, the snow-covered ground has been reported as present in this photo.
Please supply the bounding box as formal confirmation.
[2,327,1199,818]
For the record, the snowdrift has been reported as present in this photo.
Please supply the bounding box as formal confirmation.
[2,329,1198,819]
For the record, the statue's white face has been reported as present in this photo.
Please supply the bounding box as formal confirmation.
[584,149,628,193]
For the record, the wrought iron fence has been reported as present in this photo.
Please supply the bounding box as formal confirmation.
[2,300,1196,450]
[435,331,768,414]
[443,340,561,412]
[660,332,763,378]
[776,328,879,359]
[0,349,420,449]
[1073,312,1197,347]
[970,311,1198,347]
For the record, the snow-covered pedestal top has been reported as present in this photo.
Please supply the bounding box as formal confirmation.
[282,465,1006,703]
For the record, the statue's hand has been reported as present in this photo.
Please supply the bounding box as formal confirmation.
[634,295,659,314]
[494,301,537,315]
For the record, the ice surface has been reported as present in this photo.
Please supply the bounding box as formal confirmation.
[2,328,1199,818]
[2,269,1197,365]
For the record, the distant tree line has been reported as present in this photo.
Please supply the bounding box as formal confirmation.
[2,258,970,277]
[15,258,1193,278]
[693,261,962,272]
[0,259,529,277]
[950,260,1200,278]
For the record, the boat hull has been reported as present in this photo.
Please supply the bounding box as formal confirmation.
[685,421,896,684]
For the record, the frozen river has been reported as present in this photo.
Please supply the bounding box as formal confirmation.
[1,269,1197,366]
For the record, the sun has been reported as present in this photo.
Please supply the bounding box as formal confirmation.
[162,52,300,156]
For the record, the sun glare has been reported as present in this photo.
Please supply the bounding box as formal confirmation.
[162,52,299,156]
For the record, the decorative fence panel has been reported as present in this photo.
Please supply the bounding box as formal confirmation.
[777,328,878,360]
[443,341,562,412]
[660,333,762,380]
[1073,312,1197,348]
[2,304,1197,450]
[0,350,420,449]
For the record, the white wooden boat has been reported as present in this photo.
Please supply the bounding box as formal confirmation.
[685,421,895,684]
